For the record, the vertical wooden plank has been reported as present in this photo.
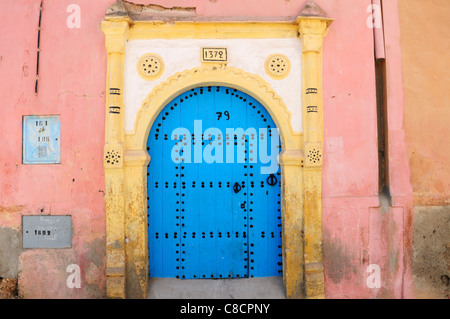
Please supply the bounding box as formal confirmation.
[148,110,164,277]
[195,86,217,278]
[227,88,248,278]
[162,95,181,278]
[213,86,236,277]
[181,88,200,279]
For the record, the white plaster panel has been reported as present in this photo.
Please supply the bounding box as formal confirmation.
[124,38,302,133]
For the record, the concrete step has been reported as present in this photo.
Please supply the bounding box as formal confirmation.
[147,276,286,299]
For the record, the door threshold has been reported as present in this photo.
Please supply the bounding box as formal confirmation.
[147,276,286,299]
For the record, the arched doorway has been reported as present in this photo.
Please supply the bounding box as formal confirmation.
[102,59,312,299]
[102,0,333,298]
[147,86,282,280]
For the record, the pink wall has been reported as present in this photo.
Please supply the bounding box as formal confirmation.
[0,0,412,298]
[320,0,380,299]
[0,0,111,298]
[381,0,414,298]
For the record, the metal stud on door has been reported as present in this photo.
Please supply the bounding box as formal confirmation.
[147,86,282,279]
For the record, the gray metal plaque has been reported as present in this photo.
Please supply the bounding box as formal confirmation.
[22,216,72,248]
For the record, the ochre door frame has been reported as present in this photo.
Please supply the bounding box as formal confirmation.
[101,1,331,299]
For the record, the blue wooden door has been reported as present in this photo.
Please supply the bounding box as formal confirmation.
[147,86,282,279]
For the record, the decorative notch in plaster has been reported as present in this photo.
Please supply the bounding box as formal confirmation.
[305,144,323,166]
[137,53,164,81]
[104,147,123,168]
[265,54,291,80]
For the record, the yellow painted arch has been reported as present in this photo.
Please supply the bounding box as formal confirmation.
[102,8,331,299]
[125,64,302,153]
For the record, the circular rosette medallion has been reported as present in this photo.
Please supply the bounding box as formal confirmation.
[137,53,164,81]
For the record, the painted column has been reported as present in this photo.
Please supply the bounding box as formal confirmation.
[297,3,332,298]
[280,150,305,299]
[101,16,130,299]
[124,151,150,298]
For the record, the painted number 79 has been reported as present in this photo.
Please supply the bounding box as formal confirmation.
[216,111,230,120]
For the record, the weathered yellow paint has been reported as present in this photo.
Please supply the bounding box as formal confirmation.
[128,21,299,40]
[124,157,149,298]
[279,150,305,298]
[298,16,332,299]
[101,17,129,299]
[102,3,331,299]
[127,64,302,151]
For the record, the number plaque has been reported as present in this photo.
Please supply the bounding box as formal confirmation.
[22,215,72,249]
[201,48,228,63]
[22,115,61,164]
